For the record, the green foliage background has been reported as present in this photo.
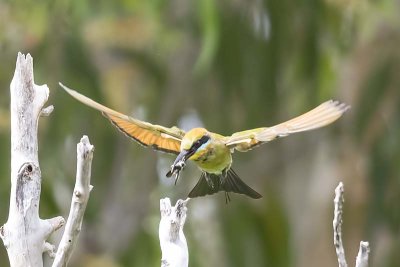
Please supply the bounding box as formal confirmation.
[1,0,399,266]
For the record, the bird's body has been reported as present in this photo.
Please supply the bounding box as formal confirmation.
[60,83,350,201]
[181,128,231,174]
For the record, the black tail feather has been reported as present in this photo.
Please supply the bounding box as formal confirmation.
[223,169,262,199]
[188,172,221,197]
[188,168,262,200]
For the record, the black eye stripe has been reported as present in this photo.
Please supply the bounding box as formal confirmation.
[191,135,210,150]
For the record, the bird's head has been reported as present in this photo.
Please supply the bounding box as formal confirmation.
[166,128,211,180]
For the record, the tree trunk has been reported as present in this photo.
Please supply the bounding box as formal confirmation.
[0,53,64,267]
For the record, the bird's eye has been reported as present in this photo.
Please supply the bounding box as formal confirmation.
[191,135,210,150]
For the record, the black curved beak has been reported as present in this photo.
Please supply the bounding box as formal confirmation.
[166,135,211,179]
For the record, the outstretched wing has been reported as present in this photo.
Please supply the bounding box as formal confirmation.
[59,83,185,154]
[224,100,349,152]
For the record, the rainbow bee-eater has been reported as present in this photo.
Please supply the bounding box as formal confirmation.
[60,83,349,201]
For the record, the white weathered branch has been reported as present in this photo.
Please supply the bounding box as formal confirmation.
[159,198,189,267]
[0,53,65,267]
[333,182,348,267]
[333,182,370,267]
[355,241,370,267]
[52,136,94,267]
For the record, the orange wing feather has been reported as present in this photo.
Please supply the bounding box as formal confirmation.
[60,83,184,155]
[105,114,182,154]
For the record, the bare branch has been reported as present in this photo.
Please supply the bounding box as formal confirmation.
[333,182,348,267]
[43,242,56,259]
[52,136,94,267]
[333,182,370,267]
[40,105,54,117]
[355,241,370,267]
[159,198,189,267]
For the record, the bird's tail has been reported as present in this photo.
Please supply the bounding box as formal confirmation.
[188,169,262,201]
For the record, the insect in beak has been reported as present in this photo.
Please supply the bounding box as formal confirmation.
[166,148,195,184]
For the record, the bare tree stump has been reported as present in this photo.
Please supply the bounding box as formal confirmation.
[159,198,189,267]
[0,53,95,267]
[0,53,64,267]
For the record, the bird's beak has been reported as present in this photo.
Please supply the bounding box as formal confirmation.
[166,149,195,181]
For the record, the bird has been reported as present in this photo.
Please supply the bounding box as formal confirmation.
[59,82,349,201]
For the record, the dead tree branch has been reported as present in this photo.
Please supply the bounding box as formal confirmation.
[333,182,370,267]
[159,198,189,267]
[0,53,64,267]
[52,136,94,267]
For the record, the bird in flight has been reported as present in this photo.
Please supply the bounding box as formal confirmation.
[60,83,349,201]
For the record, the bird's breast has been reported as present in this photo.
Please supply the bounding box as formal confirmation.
[190,142,232,174]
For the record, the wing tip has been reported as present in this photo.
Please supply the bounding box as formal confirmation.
[59,82,75,95]
[327,99,351,114]
[59,82,89,103]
